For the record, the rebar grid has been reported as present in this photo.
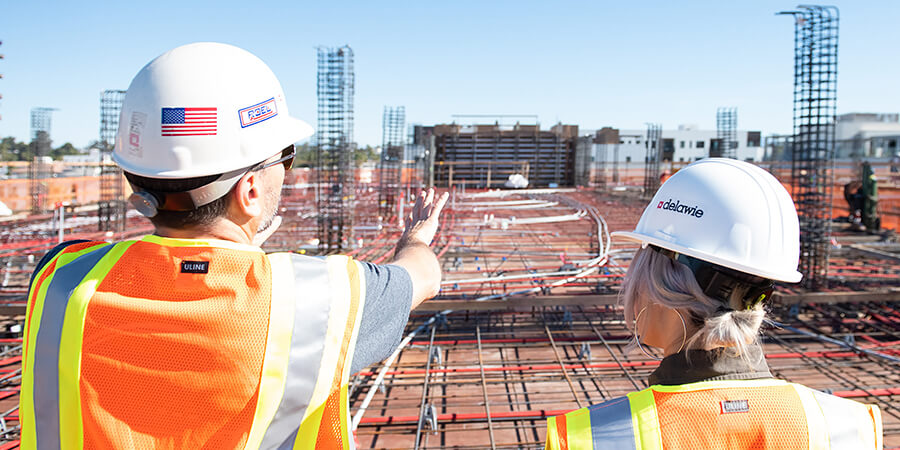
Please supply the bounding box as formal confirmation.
[715,107,738,159]
[779,5,840,289]
[379,106,406,219]
[315,46,355,254]
[29,107,56,215]
[98,90,126,232]
[642,123,662,200]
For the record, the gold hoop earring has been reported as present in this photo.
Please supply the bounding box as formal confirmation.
[673,308,687,354]
[634,306,661,361]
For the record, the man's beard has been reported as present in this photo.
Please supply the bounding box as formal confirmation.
[257,184,282,234]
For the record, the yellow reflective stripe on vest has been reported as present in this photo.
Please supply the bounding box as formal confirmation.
[23,241,131,450]
[254,254,366,449]
[545,396,639,449]
[59,242,134,449]
[565,407,593,449]
[244,252,298,449]
[795,385,829,450]
[809,388,882,449]
[647,378,790,392]
[627,389,661,450]
[545,416,561,450]
[21,243,110,450]
[257,253,338,448]
[871,404,883,449]
[292,255,365,449]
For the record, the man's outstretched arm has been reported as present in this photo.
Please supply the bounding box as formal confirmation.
[390,188,449,308]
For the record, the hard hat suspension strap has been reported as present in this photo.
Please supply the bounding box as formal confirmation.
[125,165,251,217]
[650,245,775,310]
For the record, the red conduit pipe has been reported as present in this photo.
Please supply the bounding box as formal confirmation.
[444,273,620,287]
[355,348,898,377]
[357,386,900,425]
[442,281,615,294]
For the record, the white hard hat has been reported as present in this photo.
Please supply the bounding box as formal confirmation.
[113,42,313,179]
[612,158,801,283]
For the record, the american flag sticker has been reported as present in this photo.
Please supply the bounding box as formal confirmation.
[161,107,217,136]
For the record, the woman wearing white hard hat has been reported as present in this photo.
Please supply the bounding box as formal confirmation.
[546,158,882,449]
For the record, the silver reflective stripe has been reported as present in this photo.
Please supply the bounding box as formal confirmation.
[259,254,334,449]
[811,389,871,449]
[589,396,636,449]
[33,244,113,450]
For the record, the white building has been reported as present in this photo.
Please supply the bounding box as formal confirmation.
[592,124,764,164]
[835,113,900,159]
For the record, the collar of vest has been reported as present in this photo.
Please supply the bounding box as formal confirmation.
[649,344,772,386]
[141,234,265,253]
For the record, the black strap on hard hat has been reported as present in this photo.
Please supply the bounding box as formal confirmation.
[649,245,775,310]
[125,165,251,217]
[125,145,295,217]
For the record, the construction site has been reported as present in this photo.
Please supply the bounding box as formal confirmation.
[0,4,899,450]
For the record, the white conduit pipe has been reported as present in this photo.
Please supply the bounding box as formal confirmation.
[463,200,555,207]
[352,194,613,428]
[442,269,592,286]
[473,202,559,211]
[350,309,452,430]
[463,188,577,198]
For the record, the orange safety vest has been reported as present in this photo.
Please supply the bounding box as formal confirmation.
[546,379,882,450]
[21,235,367,449]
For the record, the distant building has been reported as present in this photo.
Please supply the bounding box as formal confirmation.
[423,123,581,188]
[591,124,764,164]
[835,113,900,159]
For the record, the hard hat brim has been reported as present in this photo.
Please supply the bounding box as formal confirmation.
[611,230,803,283]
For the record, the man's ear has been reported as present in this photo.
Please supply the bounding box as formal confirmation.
[232,171,263,220]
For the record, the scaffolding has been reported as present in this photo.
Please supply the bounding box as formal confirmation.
[315,46,355,253]
[430,122,578,188]
[98,90,126,232]
[379,106,406,219]
[642,123,662,199]
[715,107,738,159]
[779,5,839,289]
[29,107,56,214]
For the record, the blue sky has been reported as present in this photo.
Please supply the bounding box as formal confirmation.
[0,1,898,148]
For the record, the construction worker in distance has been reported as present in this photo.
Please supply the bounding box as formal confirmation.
[21,42,449,449]
[545,158,882,449]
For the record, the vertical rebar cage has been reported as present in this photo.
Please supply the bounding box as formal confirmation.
[642,123,662,200]
[29,107,55,214]
[99,90,126,232]
[779,5,839,289]
[716,107,738,159]
[379,106,406,219]
[315,46,355,254]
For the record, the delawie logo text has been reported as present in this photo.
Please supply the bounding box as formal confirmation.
[657,199,704,218]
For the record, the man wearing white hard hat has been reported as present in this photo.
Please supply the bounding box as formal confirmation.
[546,159,882,449]
[21,42,447,449]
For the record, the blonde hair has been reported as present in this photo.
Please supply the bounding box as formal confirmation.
[621,246,765,357]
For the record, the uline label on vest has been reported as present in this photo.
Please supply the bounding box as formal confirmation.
[181,261,209,274]
[720,400,749,414]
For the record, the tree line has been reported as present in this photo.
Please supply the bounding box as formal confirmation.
[0,135,83,162]
[0,137,382,165]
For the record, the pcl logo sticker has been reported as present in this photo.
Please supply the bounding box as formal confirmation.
[128,112,147,157]
[238,98,278,128]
